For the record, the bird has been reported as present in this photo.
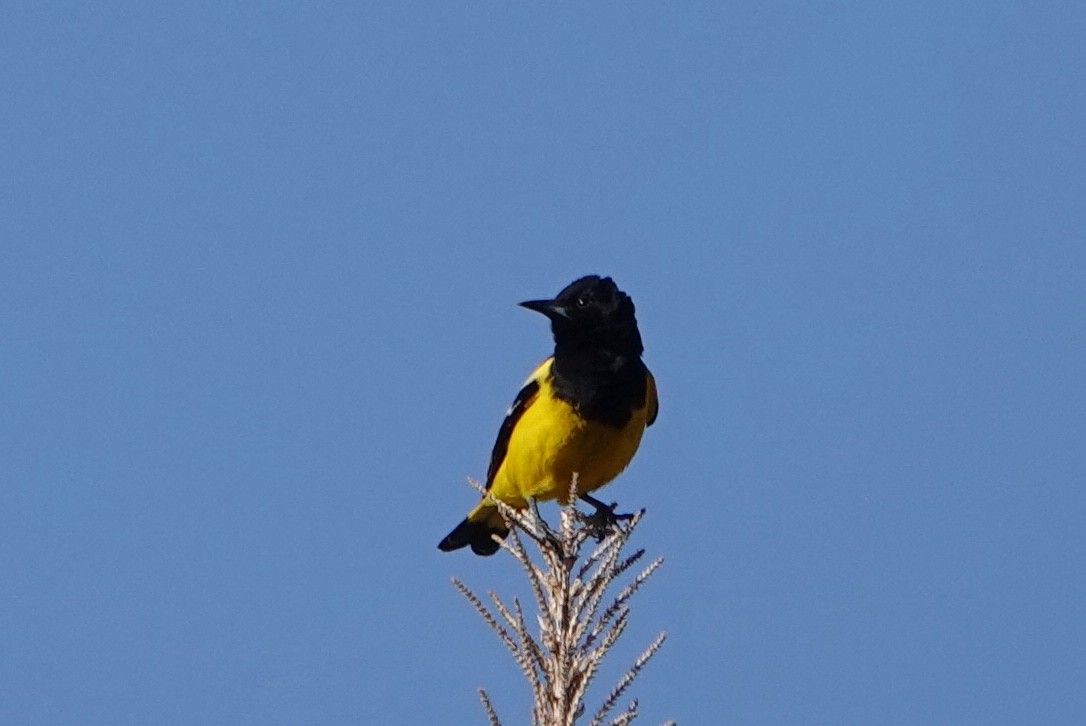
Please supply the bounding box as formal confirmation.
[438,275,658,556]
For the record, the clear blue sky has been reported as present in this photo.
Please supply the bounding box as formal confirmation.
[2,3,1083,724]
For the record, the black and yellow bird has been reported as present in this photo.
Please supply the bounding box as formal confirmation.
[438,275,658,556]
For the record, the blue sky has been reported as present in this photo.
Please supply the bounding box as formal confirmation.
[2,2,1084,724]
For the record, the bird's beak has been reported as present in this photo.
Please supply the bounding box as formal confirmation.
[519,298,569,320]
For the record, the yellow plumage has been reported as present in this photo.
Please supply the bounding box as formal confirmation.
[464,358,657,531]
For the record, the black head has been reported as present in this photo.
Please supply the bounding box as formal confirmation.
[519,275,643,355]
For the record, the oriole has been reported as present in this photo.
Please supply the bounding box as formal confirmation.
[438,275,658,556]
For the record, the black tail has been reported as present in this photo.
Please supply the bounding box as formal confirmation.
[437,515,508,556]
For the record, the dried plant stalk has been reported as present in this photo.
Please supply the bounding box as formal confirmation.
[478,688,502,726]
[452,477,672,725]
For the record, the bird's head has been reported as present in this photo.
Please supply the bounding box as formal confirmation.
[519,275,643,355]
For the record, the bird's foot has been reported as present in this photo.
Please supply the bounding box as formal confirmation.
[528,498,563,550]
[579,494,637,541]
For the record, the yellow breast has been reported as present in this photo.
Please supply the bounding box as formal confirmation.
[488,378,650,506]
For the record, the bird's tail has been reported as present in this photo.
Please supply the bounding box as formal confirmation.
[437,501,509,556]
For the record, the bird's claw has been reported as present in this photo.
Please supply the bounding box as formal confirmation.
[581,499,636,541]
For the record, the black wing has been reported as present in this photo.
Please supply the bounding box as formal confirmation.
[484,366,547,490]
[645,368,659,427]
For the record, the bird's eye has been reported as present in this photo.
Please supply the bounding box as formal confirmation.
[576,296,589,308]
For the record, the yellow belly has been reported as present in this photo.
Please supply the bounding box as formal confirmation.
[488,386,649,507]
